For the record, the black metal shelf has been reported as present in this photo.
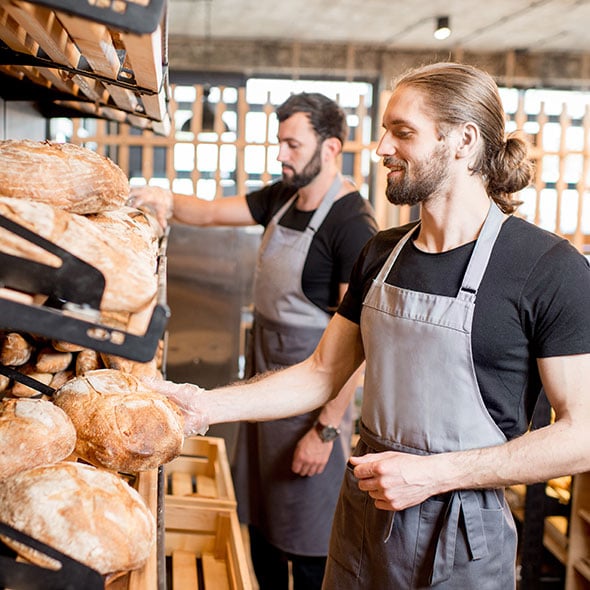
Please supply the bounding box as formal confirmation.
[0,214,169,363]
[25,0,166,35]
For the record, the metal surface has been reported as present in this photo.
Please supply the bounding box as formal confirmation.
[164,223,261,448]
[0,522,103,590]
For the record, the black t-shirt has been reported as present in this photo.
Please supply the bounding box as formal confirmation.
[246,181,379,313]
[338,216,590,439]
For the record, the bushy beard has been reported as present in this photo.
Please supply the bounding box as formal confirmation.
[385,142,451,206]
[282,144,322,189]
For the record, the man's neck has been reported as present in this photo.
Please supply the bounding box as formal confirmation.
[295,167,340,211]
[414,184,497,253]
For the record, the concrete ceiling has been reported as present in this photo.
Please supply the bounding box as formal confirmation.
[167,0,590,54]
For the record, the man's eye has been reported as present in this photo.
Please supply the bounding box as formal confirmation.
[395,130,412,139]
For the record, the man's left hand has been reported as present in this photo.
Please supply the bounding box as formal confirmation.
[291,428,333,477]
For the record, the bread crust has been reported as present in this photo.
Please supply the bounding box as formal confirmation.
[0,461,156,575]
[0,140,129,214]
[0,398,76,479]
[0,197,158,312]
[54,369,184,472]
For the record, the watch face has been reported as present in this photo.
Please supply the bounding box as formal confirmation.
[320,425,339,442]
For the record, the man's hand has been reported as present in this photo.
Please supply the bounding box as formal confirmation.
[129,186,174,229]
[291,428,333,477]
[350,451,438,511]
[142,377,209,436]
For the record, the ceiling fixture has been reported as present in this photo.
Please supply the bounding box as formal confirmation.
[434,16,451,40]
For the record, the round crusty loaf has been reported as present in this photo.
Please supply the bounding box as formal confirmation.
[54,369,184,472]
[0,398,76,479]
[0,461,155,575]
[0,140,129,214]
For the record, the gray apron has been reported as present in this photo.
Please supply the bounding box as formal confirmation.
[323,202,518,589]
[232,175,353,556]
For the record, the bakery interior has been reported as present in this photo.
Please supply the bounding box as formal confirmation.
[1,0,590,589]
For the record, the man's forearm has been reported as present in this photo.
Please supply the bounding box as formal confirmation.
[436,417,590,493]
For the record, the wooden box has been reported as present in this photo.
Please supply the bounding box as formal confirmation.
[164,499,252,590]
[105,469,160,590]
[164,436,237,508]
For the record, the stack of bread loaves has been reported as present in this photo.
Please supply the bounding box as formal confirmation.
[0,139,161,314]
[0,397,160,576]
[0,141,181,581]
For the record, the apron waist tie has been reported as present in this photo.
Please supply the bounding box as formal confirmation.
[429,489,488,586]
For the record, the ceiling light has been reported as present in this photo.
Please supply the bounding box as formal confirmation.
[434,16,451,40]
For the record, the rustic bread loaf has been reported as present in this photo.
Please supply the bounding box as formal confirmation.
[75,348,102,374]
[9,368,53,397]
[54,369,184,472]
[0,140,129,214]
[0,461,155,575]
[0,398,76,479]
[34,346,73,373]
[0,196,158,312]
[0,332,33,366]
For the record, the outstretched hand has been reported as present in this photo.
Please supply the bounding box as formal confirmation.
[143,377,209,436]
[129,186,174,229]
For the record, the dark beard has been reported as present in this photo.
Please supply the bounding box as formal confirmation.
[282,144,322,189]
[385,142,450,206]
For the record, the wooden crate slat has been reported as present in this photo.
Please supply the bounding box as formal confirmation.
[166,530,216,555]
[202,553,231,590]
[119,27,163,93]
[165,499,224,531]
[104,81,140,112]
[195,473,218,498]
[0,5,38,53]
[55,10,120,78]
[140,90,167,122]
[171,550,200,590]
[171,470,194,496]
[165,438,237,506]
[5,0,80,68]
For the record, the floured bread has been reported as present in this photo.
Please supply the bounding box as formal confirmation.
[0,140,129,214]
[0,461,155,575]
[0,196,158,313]
[54,369,184,472]
[0,398,76,479]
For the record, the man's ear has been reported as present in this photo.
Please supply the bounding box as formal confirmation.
[322,137,343,160]
[455,122,480,160]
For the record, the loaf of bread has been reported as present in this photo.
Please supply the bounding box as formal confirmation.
[10,367,53,397]
[0,461,155,575]
[0,332,33,366]
[0,196,158,312]
[0,398,76,479]
[54,369,184,472]
[0,140,129,214]
[34,346,73,373]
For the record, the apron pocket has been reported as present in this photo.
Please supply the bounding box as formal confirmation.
[327,462,368,577]
[413,491,516,588]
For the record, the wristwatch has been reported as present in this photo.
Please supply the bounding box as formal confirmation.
[314,419,341,443]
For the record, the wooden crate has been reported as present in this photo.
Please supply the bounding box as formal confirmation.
[164,436,236,508]
[105,469,159,590]
[164,499,252,590]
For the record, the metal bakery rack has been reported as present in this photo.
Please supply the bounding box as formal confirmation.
[0,0,171,133]
[0,213,170,363]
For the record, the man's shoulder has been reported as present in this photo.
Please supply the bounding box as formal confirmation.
[246,181,297,224]
[499,215,579,261]
[330,191,377,222]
